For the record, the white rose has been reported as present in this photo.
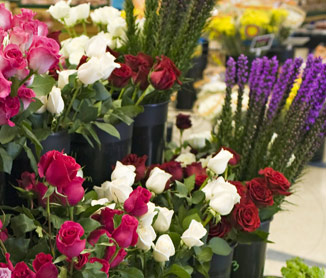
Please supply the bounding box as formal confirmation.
[100,52,120,79]
[94,179,133,204]
[146,167,172,194]
[153,206,174,233]
[200,155,212,168]
[175,153,196,167]
[111,161,136,187]
[91,6,120,25]
[47,86,64,115]
[107,16,126,39]
[74,3,90,21]
[35,95,48,114]
[64,7,78,27]
[139,202,157,227]
[181,220,207,248]
[91,198,109,206]
[153,234,175,262]
[58,70,77,89]
[61,35,89,65]
[136,225,156,251]
[207,148,233,175]
[48,1,70,20]
[85,33,110,58]
[187,131,211,150]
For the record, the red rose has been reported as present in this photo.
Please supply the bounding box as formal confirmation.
[218,147,240,165]
[104,246,127,268]
[152,56,181,82]
[209,217,232,239]
[150,67,176,90]
[108,63,132,88]
[56,221,86,259]
[76,55,88,70]
[176,113,192,130]
[92,207,123,233]
[229,181,246,198]
[246,178,274,207]
[32,253,52,272]
[121,154,147,182]
[47,31,61,47]
[124,186,152,217]
[124,53,153,90]
[106,46,120,58]
[112,215,138,248]
[74,253,90,270]
[232,200,260,232]
[184,162,208,187]
[88,228,111,246]
[160,161,183,181]
[58,177,85,206]
[17,171,35,191]
[259,167,291,196]
[35,262,58,278]
[89,258,110,274]
[12,262,35,278]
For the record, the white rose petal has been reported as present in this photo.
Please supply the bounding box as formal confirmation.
[207,148,233,175]
[153,234,175,262]
[175,153,196,167]
[146,167,172,194]
[139,202,158,227]
[74,3,90,21]
[107,16,126,39]
[61,35,89,65]
[47,86,64,115]
[85,32,110,58]
[48,1,70,20]
[91,6,121,25]
[111,161,136,187]
[94,179,133,204]
[0,267,11,278]
[187,131,211,150]
[35,95,48,114]
[91,198,109,206]
[58,69,77,89]
[64,7,78,27]
[152,206,174,233]
[136,225,156,251]
[181,220,207,248]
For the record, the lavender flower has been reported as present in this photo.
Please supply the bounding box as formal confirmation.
[225,57,236,88]
[237,54,248,89]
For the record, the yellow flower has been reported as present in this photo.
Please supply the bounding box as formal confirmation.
[240,9,270,39]
[285,78,302,110]
[208,16,236,39]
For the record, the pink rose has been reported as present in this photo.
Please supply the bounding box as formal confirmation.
[0,72,12,99]
[0,44,27,78]
[92,207,123,234]
[112,215,138,248]
[0,4,12,31]
[35,262,58,278]
[0,229,8,242]
[88,228,111,246]
[104,246,127,268]
[74,253,90,270]
[12,9,36,27]
[12,262,35,278]
[17,86,36,110]
[27,36,60,74]
[89,258,110,274]
[32,182,48,207]
[56,221,86,259]
[124,186,152,217]
[0,219,2,230]
[0,267,11,278]
[32,253,52,272]
[0,29,7,44]
[9,27,29,51]
[0,96,20,127]
[35,20,48,37]
[17,171,36,191]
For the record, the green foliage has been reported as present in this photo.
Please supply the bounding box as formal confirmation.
[29,75,56,96]
[10,214,36,237]
[281,257,325,278]
[208,237,232,256]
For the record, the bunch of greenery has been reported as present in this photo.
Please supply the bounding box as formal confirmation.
[281,257,325,278]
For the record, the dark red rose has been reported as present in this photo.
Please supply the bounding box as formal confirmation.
[112,215,138,248]
[259,167,291,196]
[76,55,88,70]
[218,147,240,165]
[152,55,181,83]
[33,253,52,272]
[108,63,133,88]
[160,161,183,181]
[48,66,59,81]
[232,199,260,232]
[92,207,123,234]
[150,67,177,90]
[209,217,232,239]
[89,258,110,274]
[56,221,86,259]
[35,262,58,278]
[17,171,36,191]
[47,31,61,47]
[184,162,208,187]
[176,113,192,130]
[246,178,274,207]
[12,262,35,278]
[229,181,246,198]
[104,245,127,268]
[124,186,152,217]
[74,253,90,270]
[88,228,111,246]
[106,46,120,58]
[121,154,147,182]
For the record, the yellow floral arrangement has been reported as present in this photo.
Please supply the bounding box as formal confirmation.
[285,78,302,110]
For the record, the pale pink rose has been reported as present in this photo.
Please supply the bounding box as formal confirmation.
[0,71,11,98]
[9,27,29,51]
[0,96,20,127]
[0,44,27,78]
[0,4,13,31]
[18,85,35,109]
[12,8,36,27]
[0,29,7,44]
[35,20,48,36]
[27,36,60,74]
[0,267,11,278]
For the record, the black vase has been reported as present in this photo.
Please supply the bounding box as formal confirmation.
[231,219,272,278]
[1,131,71,206]
[71,122,133,187]
[131,101,169,165]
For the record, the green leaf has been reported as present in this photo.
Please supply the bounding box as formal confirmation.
[21,121,42,156]
[194,246,213,263]
[29,75,56,96]
[208,237,232,256]
[119,267,144,278]
[4,238,30,263]
[77,102,98,123]
[78,218,101,234]
[23,144,37,173]
[11,214,36,237]
[80,262,108,278]
[93,82,110,101]
[0,214,12,228]
[0,125,19,144]
[175,181,188,198]
[164,264,192,278]
[80,205,102,218]
[54,254,67,264]
[43,186,55,199]
[26,239,50,260]
[0,147,13,174]
[94,121,120,139]
[237,230,270,244]
[182,213,202,230]
[184,175,195,193]
[191,191,205,204]
[50,214,66,229]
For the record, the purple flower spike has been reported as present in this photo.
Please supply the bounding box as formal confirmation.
[225,57,237,88]
[237,54,248,90]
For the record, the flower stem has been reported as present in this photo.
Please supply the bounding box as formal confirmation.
[202,213,213,227]
[47,197,55,257]
[109,87,114,95]
[179,130,184,150]
[60,86,80,129]
[118,87,126,100]
[132,85,139,102]
[69,261,74,278]
[69,206,74,221]
[0,239,8,255]
[82,21,88,35]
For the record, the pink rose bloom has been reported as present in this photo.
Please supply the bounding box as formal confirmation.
[32,182,48,207]
[0,268,11,278]
[12,8,36,27]
[9,27,29,52]
[27,36,60,74]
[89,258,110,274]
[17,171,36,191]
[112,215,138,248]
[74,253,90,270]
[124,186,152,217]
[0,4,12,31]
[35,20,48,37]
[12,262,35,278]
[35,262,57,278]
[0,72,12,99]
[0,96,20,127]
[104,246,127,268]
[57,177,85,206]
[0,29,7,44]
[17,86,36,110]
[32,253,52,272]
[56,221,86,259]
[87,228,111,246]
[92,207,123,234]
[0,44,27,79]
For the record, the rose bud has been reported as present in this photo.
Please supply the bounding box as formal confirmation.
[0,71,12,98]
[32,253,52,272]
[0,4,12,31]
[153,234,175,262]
[121,154,147,182]
[181,220,207,248]
[160,161,183,181]
[35,262,58,278]
[184,162,208,187]
[259,167,291,196]
[46,86,64,115]
[207,148,233,175]
[150,67,176,90]
[209,217,232,239]
[74,253,90,270]
[246,178,274,207]
[92,207,123,234]
[104,246,127,268]
[145,167,172,194]
[136,225,156,251]
[17,86,36,110]
[108,63,133,88]
[88,228,111,246]
[12,262,35,278]
[176,113,192,130]
[0,96,20,127]
[112,215,138,248]
[124,186,152,217]
[218,146,240,165]
[17,171,36,191]
[152,206,174,233]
